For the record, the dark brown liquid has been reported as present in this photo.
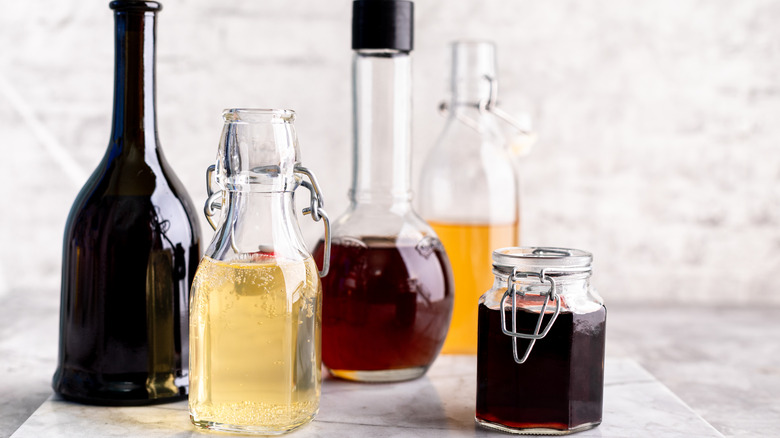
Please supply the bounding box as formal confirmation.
[313,236,453,373]
[476,303,606,431]
[55,194,200,405]
[53,2,201,406]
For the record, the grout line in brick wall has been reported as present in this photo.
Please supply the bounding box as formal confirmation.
[0,73,87,187]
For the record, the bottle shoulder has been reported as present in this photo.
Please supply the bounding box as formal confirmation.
[81,142,195,200]
[423,120,513,174]
[64,151,201,242]
[417,116,519,222]
[419,147,517,197]
[330,205,439,243]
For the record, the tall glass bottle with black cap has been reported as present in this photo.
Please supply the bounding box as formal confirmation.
[53,0,201,405]
[313,0,454,383]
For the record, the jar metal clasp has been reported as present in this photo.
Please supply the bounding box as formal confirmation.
[500,268,560,364]
[500,263,592,364]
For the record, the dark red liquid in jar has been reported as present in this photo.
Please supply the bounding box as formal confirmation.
[476,303,606,432]
[313,236,453,374]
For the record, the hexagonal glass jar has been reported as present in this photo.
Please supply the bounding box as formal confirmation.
[476,247,606,435]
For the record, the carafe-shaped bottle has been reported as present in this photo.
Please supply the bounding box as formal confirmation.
[419,42,520,355]
[189,109,330,434]
[53,0,202,405]
[313,0,454,383]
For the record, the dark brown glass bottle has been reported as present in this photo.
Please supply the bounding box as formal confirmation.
[52,0,201,406]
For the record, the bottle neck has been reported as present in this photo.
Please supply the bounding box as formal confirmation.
[350,50,412,209]
[210,190,308,261]
[449,42,496,107]
[109,8,159,154]
[451,75,493,108]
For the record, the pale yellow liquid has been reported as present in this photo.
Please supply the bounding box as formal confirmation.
[430,222,518,355]
[189,256,321,434]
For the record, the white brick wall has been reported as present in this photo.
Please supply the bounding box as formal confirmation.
[1,0,778,304]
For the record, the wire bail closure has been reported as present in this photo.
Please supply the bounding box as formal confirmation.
[438,74,533,138]
[498,265,593,364]
[295,165,331,277]
[201,164,332,278]
[492,247,593,364]
[204,164,221,230]
[500,268,561,364]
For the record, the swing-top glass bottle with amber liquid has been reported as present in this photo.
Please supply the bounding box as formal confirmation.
[313,0,454,383]
[419,41,526,355]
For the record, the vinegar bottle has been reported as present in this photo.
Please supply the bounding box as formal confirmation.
[419,42,520,355]
[189,109,330,434]
[53,0,202,405]
[313,0,454,383]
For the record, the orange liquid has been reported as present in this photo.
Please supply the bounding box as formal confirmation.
[429,222,518,354]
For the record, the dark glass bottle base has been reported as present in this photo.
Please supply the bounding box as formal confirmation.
[53,367,187,406]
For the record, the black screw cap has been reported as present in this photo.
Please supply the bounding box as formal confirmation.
[109,1,162,12]
[352,0,414,52]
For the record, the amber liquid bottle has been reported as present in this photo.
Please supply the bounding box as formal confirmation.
[419,42,520,354]
[313,0,454,383]
[52,0,201,405]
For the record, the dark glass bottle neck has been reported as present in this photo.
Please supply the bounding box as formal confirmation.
[110,9,159,153]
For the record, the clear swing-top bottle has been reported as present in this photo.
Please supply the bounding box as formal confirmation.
[189,109,331,434]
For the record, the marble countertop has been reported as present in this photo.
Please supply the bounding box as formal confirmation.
[2,292,779,437]
[11,358,720,438]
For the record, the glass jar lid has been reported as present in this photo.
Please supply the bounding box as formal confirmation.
[491,247,594,365]
[492,246,592,277]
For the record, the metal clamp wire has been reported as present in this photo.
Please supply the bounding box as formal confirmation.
[478,75,532,137]
[204,165,222,230]
[438,75,534,138]
[295,165,331,278]
[204,192,222,231]
[201,162,332,277]
[500,268,561,364]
